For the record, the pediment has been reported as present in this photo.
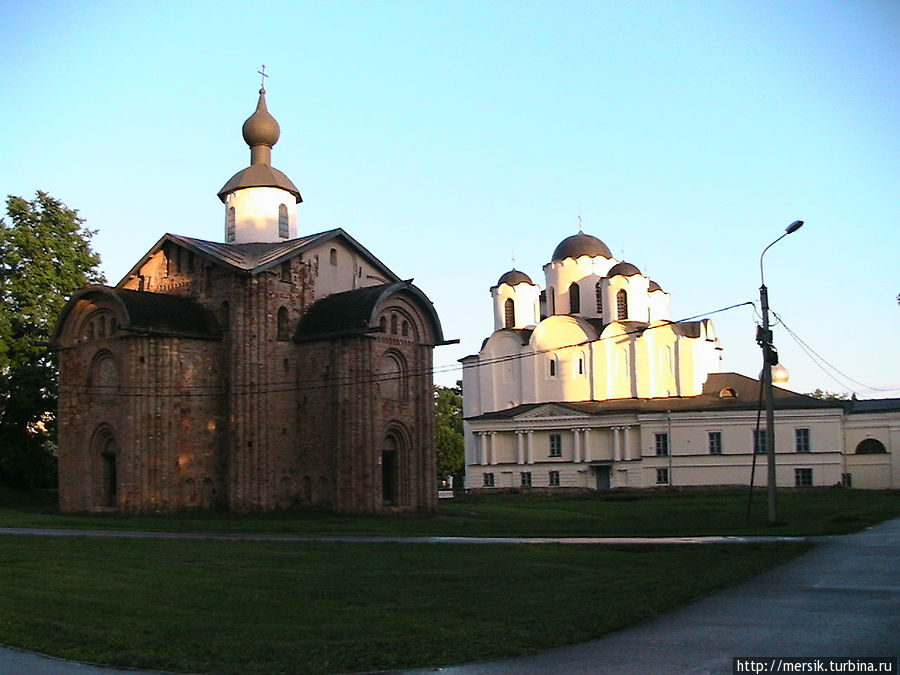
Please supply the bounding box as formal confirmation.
[514,403,592,420]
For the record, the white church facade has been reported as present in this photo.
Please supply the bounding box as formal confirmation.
[461,232,900,492]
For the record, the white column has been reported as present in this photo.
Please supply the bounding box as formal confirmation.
[583,428,592,463]
[489,432,498,465]
[613,427,621,462]
[526,430,534,464]
[623,426,632,461]
[516,431,525,465]
[573,429,581,463]
[477,433,485,465]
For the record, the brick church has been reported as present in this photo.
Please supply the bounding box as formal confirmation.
[52,83,449,514]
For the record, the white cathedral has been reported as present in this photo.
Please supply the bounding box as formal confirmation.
[461,231,900,492]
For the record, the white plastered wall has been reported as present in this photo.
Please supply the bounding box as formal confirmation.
[225,187,297,243]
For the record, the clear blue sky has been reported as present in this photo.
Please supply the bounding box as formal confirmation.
[2,0,898,396]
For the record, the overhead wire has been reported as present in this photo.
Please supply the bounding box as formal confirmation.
[59,300,755,399]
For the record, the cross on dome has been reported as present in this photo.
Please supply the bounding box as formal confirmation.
[258,64,269,92]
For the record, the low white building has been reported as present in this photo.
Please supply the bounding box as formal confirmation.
[462,231,899,491]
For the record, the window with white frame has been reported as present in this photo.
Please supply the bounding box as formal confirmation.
[549,433,562,457]
[548,470,560,487]
[656,468,669,484]
[483,472,495,487]
[795,428,810,453]
[708,431,722,455]
[794,468,812,487]
[655,433,669,456]
[520,471,532,487]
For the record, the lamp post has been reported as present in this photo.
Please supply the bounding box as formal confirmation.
[758,219,804,524]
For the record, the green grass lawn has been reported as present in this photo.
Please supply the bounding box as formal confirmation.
[0,488,896,674]
[0,536,810,675]
[1,487,897,537]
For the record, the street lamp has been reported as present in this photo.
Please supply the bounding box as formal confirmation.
[758,219,804,524]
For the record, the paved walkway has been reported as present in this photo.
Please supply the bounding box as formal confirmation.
[400,517,900,674]
[0,519,897,674]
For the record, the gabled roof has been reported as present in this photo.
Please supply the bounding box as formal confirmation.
[295,281,448,345]
[466,372,844,421]
[117,228,401,285]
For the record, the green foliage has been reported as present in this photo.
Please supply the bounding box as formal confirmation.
[806,388,851,401]
[434,381,464,477]
[0,192,104,487]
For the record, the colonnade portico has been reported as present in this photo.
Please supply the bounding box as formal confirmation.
[472,425,636,466]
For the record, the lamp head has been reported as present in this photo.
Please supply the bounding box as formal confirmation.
[785,220,804,234]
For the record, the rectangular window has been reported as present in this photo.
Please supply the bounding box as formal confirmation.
[548,470,560,487]
[708,431,722,455]
[656,468,669,485]
[795,468,813,487]
[753,429,768,454]
[549,433,562,457]
[655,433,669,456]
[520,471,532,487]
[483,472,495,487]
[795,428,811,453]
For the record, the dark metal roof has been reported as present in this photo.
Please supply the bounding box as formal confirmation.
[295,281,447,345]
[551,232,612,261]
[52,286,221,343]
[495,269,533,287]
[648,280,663,292]
[118,228,401,284]
[607,261,641,277]
[844,398,900,414]
[467,372,843,421]
[217,164,302,203]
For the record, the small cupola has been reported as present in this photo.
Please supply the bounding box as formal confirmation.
[217,71,302,244]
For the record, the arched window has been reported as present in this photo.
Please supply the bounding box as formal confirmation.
[329,248,338,266]
[379,351,408,402]
[548,356,558,378]
[277,306,290,341]
[855,438,887,454]
[402,321,409,337]
[504,298,515,328]
[616,289,628,320]
[548,287,556,315]
[595,281,603,314]
[569,282,580,313]
[390,314,398,334]
[278,204,289,238]
[226,207,236,243]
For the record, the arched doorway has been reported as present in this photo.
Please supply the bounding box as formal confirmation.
[91,425,118,508]
[381,434,399,506]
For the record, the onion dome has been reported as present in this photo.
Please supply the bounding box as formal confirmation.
[648,280,663,292]
[217,87,301,204]
[496,269,533,287]
[607,261,642,277]
[242,88,280,149]
[551,232,612,261]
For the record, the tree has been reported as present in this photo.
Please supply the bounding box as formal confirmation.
[0,192,104,487]
[434,381,464,478]
[806,389,851,401]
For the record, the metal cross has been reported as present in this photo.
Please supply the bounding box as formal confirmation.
[258,65,269,90]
